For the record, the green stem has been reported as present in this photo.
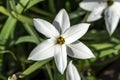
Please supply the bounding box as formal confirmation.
[30,7,53,18]
[81,12,90,23]
[48,0,56,13]
[45,64,53,80]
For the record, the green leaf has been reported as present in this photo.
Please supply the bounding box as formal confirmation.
[11,12,33,25]
[48,0,56,13]
[100,49,118,58]
[15,36,38,44]
[0,50,17,61]
[20,58,52,78]
[30,7,53,17]
[0,0,31,48]
[90,43,114,50]
[0,6,33,25]
[85,76,96,80]
[0,17,17,50]
[115,44,120,50]
[9,0,18,14]
[16,0,30,13]
[23,24,41,44]
[25,0,44,10]
[0,6,9,16]
[69,9,85,19]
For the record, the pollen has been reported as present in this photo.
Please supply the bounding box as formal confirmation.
[107,0,114,6]
[57,36,65,45]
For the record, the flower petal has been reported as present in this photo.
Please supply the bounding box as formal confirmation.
[54,44,67,74]
[33,18,59,38]
[104,2,120,35]
[79,0,106,11]
[67,42,95,59]
[8,74,17,80]
[28,39,55,61]
[87,5,106,22]
[53,9,70,33]
[63,23,90,44]
[66,61,81,80]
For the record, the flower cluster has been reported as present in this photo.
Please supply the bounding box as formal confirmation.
[28,9,95,80]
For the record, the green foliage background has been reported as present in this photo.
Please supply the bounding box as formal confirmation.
[0,0,120,80]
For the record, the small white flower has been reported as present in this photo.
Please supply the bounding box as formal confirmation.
[66,61,81,80]
[28,9,95,74]
[8,74,17,80]
[79,0,120,35]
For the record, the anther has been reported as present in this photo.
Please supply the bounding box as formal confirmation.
[107,0,114,6]
[57,36,65,45]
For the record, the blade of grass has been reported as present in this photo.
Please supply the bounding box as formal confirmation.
[20,58,52,78]
[23,24,41,44]
[0,6,33,25]
[9,0,18,14]
[0,50,17,61]
[46,64,53,80]
[0,17,17,50]
[48,0,56,13]
[0,0,30,47]
[16,0,30,13]
[25,0,44,10]
[30,7,54,18]
[15,36,38,44]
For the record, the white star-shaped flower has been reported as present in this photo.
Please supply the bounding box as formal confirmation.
[66,61,81,80]
[28,9,95,74]
[79,0,120,35]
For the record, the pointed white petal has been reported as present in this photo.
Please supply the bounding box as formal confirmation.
[63,23,90,44]
[67,42,95,59]
[66,61,81,80]
[79,0,106,11]
[104,2,120,35]
[54,44,67,74]
[33,18,59,38]
[8,74,17,80]
[87,5,106,22]
[53,9,70,33]
[28,39,55,61]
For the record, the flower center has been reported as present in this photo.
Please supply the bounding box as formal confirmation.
[107,0,114,6]
[57,36,65,45]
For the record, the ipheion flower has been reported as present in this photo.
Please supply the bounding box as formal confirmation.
[28,9,95,74]
[66,61,81,80]
[79,0,120,35]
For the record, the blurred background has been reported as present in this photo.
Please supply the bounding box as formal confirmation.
[0,0,120,80]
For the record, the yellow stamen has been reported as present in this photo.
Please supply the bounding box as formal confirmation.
[107,0,114,6]
[57,36,65,45]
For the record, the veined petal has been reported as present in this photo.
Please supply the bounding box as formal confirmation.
[53,9,70,33]
[63,23,90,44]
[33,18,59,38]
[66,61,81,80]
[104,2,120,35]
[87,5,106,22]
[79,0,106,11]
[28,39,55,61]
[67,42,95,59]
[54,44,67,74]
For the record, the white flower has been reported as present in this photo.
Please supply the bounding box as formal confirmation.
[8,74,17,80]
[66,61,81,80]
[79,0,120,35]
[28,9,95,74]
